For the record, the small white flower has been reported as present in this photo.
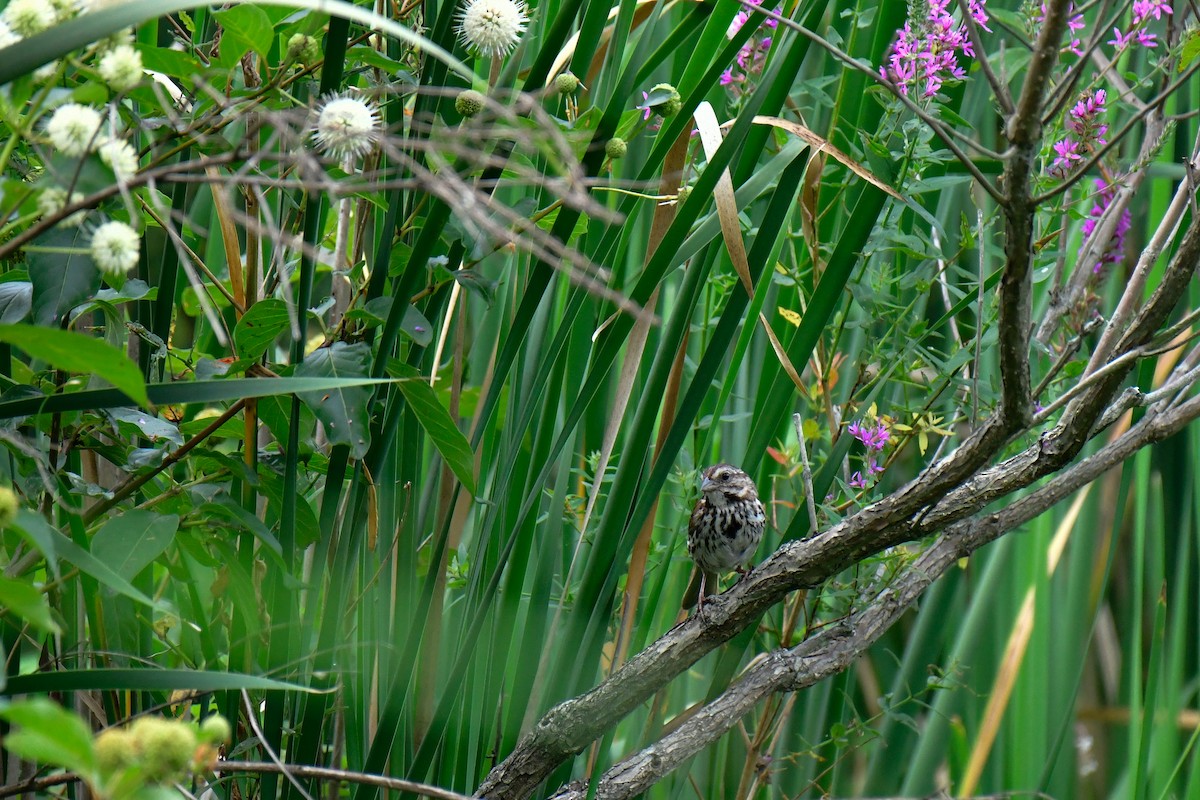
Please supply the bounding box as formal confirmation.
[90,220,140,275]
[97,138,138,179]
[456,0,527,58]
[312,95,380,159]
[2,0,55,37]
[37,186,86,226]
[97,43,143,91]
[45,103,103,156]
[47,0,81,23]
[0,18,19,48]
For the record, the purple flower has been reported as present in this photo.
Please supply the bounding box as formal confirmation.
[719,68,735,86]
[638,91,651,120]
[1135,29,1158,47]
[848,420,890,452]
[849,471,867,489]
[1108,26,1133,49]
[968,0,991,30]
[1133,0,1172,23]
[879,0,984,98]
[1081,177,1131,272]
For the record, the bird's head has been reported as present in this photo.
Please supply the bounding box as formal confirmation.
[699,463,758,507]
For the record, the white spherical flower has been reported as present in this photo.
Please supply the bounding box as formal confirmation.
[97,138,138,178]
[45,103,103,156]
[37,186,86,226]
[97,44,143,91]
[2,0,55,36]
[90,220,140,275]
[456,0,527,58]
[312,95,380,159]
[0,18,19,48]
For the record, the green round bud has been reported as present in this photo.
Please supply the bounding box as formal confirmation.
[286,34,320,65]
[650,83,682,117]
[554,72,580,95]
[676,185,692,204]
[604,137,627,159]
[131,717,197,783]
[0,486,17,527]
[455,89,486,117]
[95,729,138,774]
[199,715,232,745]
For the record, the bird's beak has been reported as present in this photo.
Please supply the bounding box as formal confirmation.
[700,476,715,492]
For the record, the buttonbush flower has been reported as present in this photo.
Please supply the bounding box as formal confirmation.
[455,0,527,58]
[0,18,18,47]
[312,94,380,160]
[2,0,54,37]
[37,186,86,226]
[98,138,138,179]
[45,103,103,157]
[97,43,143,91]
[90,220,140,275]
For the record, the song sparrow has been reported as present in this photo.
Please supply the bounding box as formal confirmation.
[682,463,765,610]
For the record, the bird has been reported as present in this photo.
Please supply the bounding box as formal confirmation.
[681,463,765,611]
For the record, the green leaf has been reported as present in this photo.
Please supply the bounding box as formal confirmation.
[15,510,168,611]
[390,362,476,494]
[0,376,394,418]
[0,324,149,408]
[10,511,60,578]
[0,698,97,779]
[2,668,321,694]
[214,4,274,60]
[0,576,60,634]
[1181,28,1200,73]
[0,281,32,323]
[91,510,178,582]
[296,342,374,459]
[234,298,290,361]
[28,227,99,327]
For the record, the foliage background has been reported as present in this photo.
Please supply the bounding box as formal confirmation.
[1,0,1199,798]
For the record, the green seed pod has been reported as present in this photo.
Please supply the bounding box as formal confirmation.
[199,715,233,745]
[286,34,320,65]
[95,729,138,774]
[676,185,692,204]
[554,72,580,95]
[605,137,627,159]
[131,717,197,783]
[0,486,17,527]
[649,83,682,117]
[455,89,486,117]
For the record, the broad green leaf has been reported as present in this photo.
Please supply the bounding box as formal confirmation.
[391,362,476,495]
[0,698,97,780]
[0,576,60,634]
[214,4,273,62]
[28,227,99,327]
[234,298,290,361]
[91,510,179,582]
[0,324,149,408]
[0,281,32,323]
[296,342,373,459]
[10,510,59,577]
[14,511,168,611]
